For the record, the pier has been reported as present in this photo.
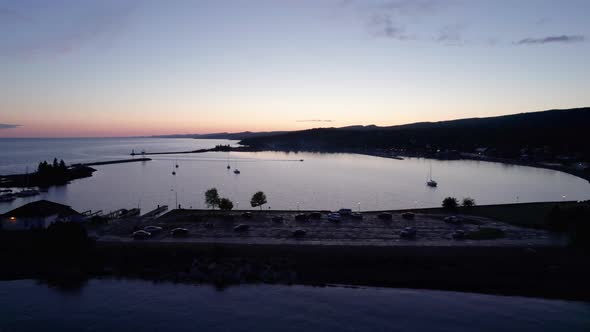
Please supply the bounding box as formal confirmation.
[119,208,141,219]
[141,205,168,219]
[74,158,151,167]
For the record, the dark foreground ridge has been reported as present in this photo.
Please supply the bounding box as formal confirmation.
[1,200,589,301]
[1,234,589,301]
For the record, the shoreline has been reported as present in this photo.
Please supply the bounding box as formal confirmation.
[135,144,590,183]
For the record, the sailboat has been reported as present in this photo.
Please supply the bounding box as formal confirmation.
[17,166,40,197]
[175,160,179,168]
[226,151,231,170]
[426,162,437,187]
[172,162,176,175]
[233,155,240,174]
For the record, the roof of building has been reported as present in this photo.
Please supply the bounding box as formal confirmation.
[2,200,80,218]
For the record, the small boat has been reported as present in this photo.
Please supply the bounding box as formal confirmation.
[0,194,15,202]
[16,189,40,197]
[426,162,437,187]
[175,160,179,168]
[172,162,176,175]
[232,154,240,174]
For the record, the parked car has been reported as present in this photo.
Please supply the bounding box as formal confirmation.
[401,212,415,220]
[233,224,250,232]
[400,227,417,239]
[338,208,352,216]
[204,222,214,229]
[144,226,163,234]
[295,214,309,221]
[271,216,284,223]
[171,228,189,237]
[327,213,341,222]
[444,216,461,224]
[452,230,465,240]
[351,212,363,220]
[378,212,393,220]
[133,230,151,240]
[292,229,307,237]
[241,212,253,219]
[309,212,322,219]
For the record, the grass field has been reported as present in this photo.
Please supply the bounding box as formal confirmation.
[397,200,589,230]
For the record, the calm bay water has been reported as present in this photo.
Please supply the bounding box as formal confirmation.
[1,138,589,214]
[0,279,588,332]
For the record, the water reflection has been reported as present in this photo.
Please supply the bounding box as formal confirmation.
[1,279,588,332]
[36,278,88,295]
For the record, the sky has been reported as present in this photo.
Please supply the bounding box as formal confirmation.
[1,0,589,138]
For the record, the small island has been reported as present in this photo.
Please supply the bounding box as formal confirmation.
[0,158,96,188]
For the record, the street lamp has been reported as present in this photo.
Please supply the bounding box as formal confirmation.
[358,202,361,213]
[170,189,178,209]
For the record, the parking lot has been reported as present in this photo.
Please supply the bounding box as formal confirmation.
[95,209,564,247]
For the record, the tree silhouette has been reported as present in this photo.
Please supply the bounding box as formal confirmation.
[219,198,234,211]
[250,191,267,210]
[205,188,220,209]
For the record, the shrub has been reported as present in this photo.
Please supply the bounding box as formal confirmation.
[219,198,234,211]
[462,197,476,208]
[442,197,459,210]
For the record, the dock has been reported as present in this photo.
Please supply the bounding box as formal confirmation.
[104,209,128,219]
[141,205,168,219]
[119,208,141,219]
[75,158,151,167]
[82,210,103,218]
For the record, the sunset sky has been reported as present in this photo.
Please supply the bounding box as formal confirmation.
[1,0,589,137]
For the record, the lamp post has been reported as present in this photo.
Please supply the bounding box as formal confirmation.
[358,202,361,213]
[170,189,178,209]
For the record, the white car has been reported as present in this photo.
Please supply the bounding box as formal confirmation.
[400,227,417,239]
[133,230,151,240]
[327,213,341,222]
[171,228,189,237]
[144,226,163,233]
